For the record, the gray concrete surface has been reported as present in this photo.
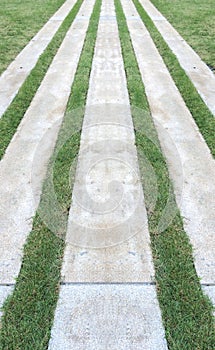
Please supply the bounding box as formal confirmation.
[0,285,14,318]
[49,0,167,348]
[202,285,215,316]
[121,0,215,290]
[0,0,95,286]
[48,284,168,350]
[139,0,215,116]
[62,0,154,283]
[0,0,76,118]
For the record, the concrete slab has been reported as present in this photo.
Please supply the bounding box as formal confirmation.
[0,0,76,118]
[0,285,14,318]
[62,0,154,283]
[139,0,215,116]
[48,284,168,350]
[0,0,95,285]
[121,0,215,287]
[49,0,167,348]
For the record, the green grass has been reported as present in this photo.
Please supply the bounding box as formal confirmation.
[0,0,66,75]
[115,0,215,348]
[132,0,215,158]
[0,0,102,348]
[150,0,215,71]
[0,0,84,160]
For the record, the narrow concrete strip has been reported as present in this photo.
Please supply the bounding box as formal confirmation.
[0,0,95,286]
[121,0,215,289]
[138,0,215,116]
[49,0,168,348]
[49,284,168,350]
[63,0,154,283]
[0,0,76,118]
[0,286,14,318]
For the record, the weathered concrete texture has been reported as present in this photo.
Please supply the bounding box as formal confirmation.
[0,0,76,118]
[121,0,215,286]
[0,286,14,318]
[49,0,167,348]
[62,0,154,283]
[0,0,95,285]
[202,285,215,316]
[48,284,168,350]
[139,0,215,116]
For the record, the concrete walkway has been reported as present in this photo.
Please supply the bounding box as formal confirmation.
[0,0,94,309]
[48,0,167,348]
[0,0,214,346]
[0,0,76,118]
[139,0,215,116]
[122,0,215,303]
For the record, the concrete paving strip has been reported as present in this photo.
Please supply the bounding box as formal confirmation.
[49,0,168,348]
[48,284,168,350]
[138,0,215,116]
[0,0,76,118]
[0,0,95,287]
[121,0,215,294]
[63,0,155,284]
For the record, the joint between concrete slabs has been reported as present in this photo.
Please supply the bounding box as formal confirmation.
[60,281,156,286]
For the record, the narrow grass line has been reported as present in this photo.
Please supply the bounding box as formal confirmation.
[0,0,102,348]
[0,0,84,161]
[115,0,215,349]
[132,0,215,158]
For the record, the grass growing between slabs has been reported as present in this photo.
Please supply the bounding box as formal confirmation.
[0,0,66,75]
[150,0,215,72]
[115,0,215,349]
[0,0,102,347]
[0,0,85,161]
[132,0,215,158]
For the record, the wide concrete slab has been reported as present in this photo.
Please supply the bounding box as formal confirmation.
[0,0,76,118]
[121,0,215,287]
[139,0,215,116]
[62,0,154,283]
[48,284,168,350]
[0,0,95,285]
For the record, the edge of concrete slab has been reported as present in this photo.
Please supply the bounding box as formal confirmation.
[0,285,14,319]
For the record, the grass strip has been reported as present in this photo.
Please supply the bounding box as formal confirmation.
[0,0,84,160]
[0,0,65,75]
[0,0,102,348]
[132,0,215,158]
[115,0,215,348]
[150,0,215,71]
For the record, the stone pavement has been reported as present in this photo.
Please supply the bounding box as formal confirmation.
[122,0,215,303]
[0,0,94,288]
[0,0,214,347]
[48,0,168,347]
